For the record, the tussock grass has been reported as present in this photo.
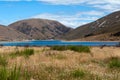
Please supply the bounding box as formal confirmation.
[71,69,85,78]
[10,48,34,58]
[50,46,91,53]
[0,65,31,80]
[108,57,120,68]
[27,64,102,80]
[8,66,21,80]
[0,55,8,67]
[0,46,119,80]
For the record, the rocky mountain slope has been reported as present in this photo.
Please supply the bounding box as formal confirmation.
[62,11,120,41]
[0,25,29,41]
[9,19,72,40]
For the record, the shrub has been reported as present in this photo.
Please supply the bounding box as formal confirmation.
[10,48,34,58]
[23,49,34,57]
[71,69,85,78]
[108,57,120,68]
[69,46,90,53]
[50,46,90,53]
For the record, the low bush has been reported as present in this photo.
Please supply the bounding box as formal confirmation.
[50,46,90,53]
[71,69,85,78]
[108,57,120,68]
[23,49,34,57]
[10,48,34,58]
[69,46,90,53]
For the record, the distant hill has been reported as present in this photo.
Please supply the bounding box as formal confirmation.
[62,11,120,41]
[0,25,29,41]
[9,19,72,40]
[1,11,120,41]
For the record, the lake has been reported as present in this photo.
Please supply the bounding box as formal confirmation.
[0,40,119,46]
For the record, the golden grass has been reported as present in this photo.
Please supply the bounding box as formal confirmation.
[0,46,120,80]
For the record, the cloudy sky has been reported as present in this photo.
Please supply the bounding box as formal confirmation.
[0,0,120,28]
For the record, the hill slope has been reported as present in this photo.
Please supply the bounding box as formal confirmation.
[63,11,120,41]
[0,25,29,41]
[9,19,72,40]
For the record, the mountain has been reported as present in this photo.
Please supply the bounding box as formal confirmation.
[62,11,120,41]
[9,19,72,40]
[0,25,29,41]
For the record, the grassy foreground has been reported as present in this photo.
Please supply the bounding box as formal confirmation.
[0,46,120,80]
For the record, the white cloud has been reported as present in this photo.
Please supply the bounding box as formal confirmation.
[77,11,105,16]
[32,11,104,28]
[3,0,120,12]
[38,0,88,5]
[3,0,119,28]
[39,0,120,12]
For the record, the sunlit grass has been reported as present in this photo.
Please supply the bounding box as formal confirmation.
[0,46,119,80]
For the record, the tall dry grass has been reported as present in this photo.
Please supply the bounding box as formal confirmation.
[0,46,120,80]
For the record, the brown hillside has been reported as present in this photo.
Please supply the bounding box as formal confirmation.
[0,25,29,41]
[9,19,72,40]
[63,11,120,41]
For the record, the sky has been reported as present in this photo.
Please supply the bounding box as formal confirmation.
[0,0,120,28]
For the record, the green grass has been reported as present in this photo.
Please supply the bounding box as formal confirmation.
[0,65,31,80]
[0,66,20,80]
[10,48,34,58]
[71,69,85,78]
[108,57,120,68]
[0,67,8,80]
[23,48,34,57]
[50,46,91,53]
[8,66,21,80]
[0,55,8,67]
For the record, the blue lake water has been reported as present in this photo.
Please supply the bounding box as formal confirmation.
[0,40,119,46]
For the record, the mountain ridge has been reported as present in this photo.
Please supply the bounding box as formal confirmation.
[62,10,120,41]
[0,11,120,41]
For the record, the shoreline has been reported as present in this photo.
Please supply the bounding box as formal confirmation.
[0,39,119,42]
